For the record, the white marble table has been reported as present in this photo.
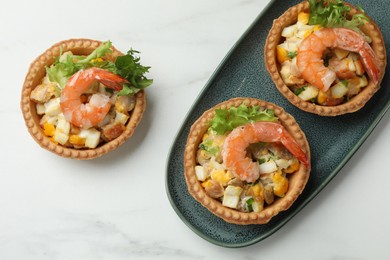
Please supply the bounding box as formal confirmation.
[2,0,390,259]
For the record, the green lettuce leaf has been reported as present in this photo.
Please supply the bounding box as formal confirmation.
[209,104,278,135]
[45,41,153,95]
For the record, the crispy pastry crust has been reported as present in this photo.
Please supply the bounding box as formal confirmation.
[264,1,386,116]
[21,39,146,159]
[184,98,311,225]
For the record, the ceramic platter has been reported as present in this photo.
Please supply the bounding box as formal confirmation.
[166,0,390,248]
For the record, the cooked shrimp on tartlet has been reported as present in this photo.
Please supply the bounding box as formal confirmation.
[184,98,310,225]
[22,39,152,159]
[265,0,386,116]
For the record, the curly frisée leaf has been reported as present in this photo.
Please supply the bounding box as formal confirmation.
[46,41,153,95]
[308,0,369,33]
[114,49,153,94]
[209,104,278,135]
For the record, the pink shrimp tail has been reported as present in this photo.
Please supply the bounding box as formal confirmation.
[92,68,128,91]
[280,132,309,168]
[359,42,380,84]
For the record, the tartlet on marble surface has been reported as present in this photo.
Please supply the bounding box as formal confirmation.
[264,1,386,116]
[183,97,311,225]
[21,39,146,159]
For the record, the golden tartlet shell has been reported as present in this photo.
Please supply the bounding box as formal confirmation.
[264,1,387,116]
[183,97,311,225]
[21,39,146,159]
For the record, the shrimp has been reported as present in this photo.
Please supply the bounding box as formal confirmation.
[297,28,380,92]
[222,122,308,183]
[60,68,128,129]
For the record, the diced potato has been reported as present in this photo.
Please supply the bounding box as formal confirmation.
[208,157,224,171]
[195,165,208,181]
[79,128,101,148]
[275,159,290,169]
[296,25,314,39]
[281,24,298,38]
[56,114,70,135]
[44,98,61,116]
[40,115,58,126]
[334,48,349,60]
[252,201,263,213]
[36,103,45,115]
[346,57,356,72]
[354,59,365,76]
[222,186,243,209]
[259,160,278,174]
[115,95,136,114]
[331,82,349,99]
[53,131,69,145]
[298,85,319,101]
[115,111,129,125]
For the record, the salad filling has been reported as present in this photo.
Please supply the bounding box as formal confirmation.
[276,0,377,106]
[194,104,307,213]
[30,41,152,149]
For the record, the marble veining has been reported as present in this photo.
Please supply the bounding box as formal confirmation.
[1,0,390,259]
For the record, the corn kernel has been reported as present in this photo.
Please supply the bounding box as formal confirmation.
[276,45,289,64]
[303,30,312,38]
[313,25,322,31]
[247,183,264,203]
[298,12,310,25]
[284,159,300,174]
[272,171,289,197]
[317,90,328,105]
[211,170,233,186]
[201,179,213,189]
[43,123,55,137]
[199,150,210,160]
[202,133,209,141]
[69,135,86,146]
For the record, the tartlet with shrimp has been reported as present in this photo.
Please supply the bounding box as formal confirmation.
[184,98,311,225]
[21,39,152,159]
[264,0,386,116]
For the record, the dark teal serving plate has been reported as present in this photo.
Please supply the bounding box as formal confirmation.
[166,0,390,247]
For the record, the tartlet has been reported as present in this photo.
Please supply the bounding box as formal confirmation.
[264,1,386,116]
[21,39,149,159]
[184,97,311,225]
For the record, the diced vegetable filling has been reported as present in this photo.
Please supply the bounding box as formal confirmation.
[30,41,152,149]
[195,105,301,213]
[277,4,370,106]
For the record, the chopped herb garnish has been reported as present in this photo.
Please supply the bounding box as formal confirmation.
[341,79,349,87]
[287,51,298,59]
[258,158,267,164]
[246,198,255,212]
[199,139,219,156]
[294,86,306,96]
